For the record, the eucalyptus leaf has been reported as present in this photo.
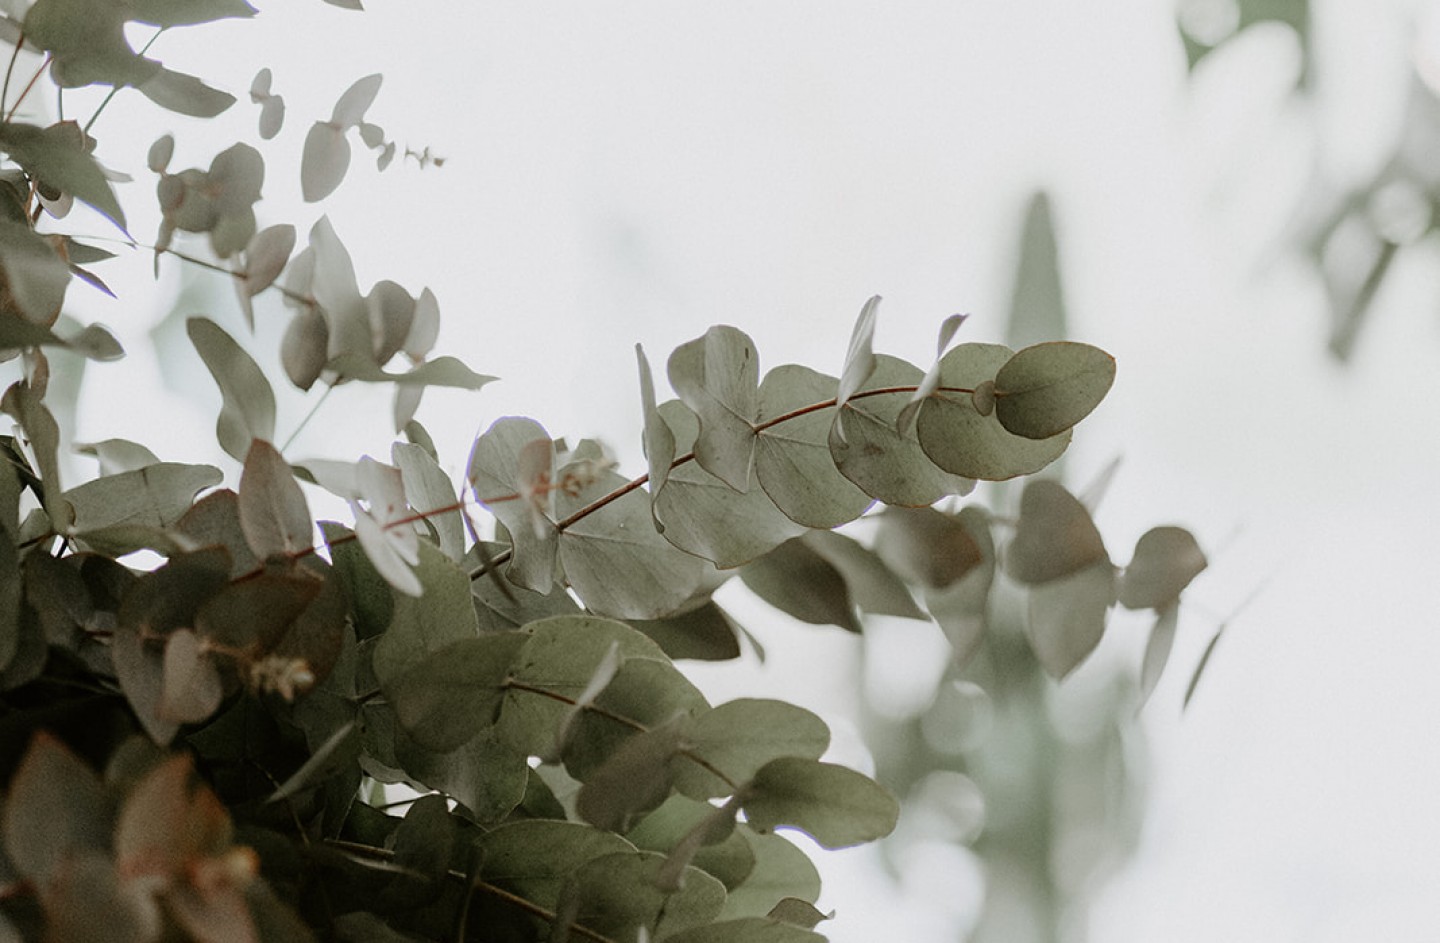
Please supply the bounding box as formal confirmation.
[915,343,1070,480]
[802,529,925,620]
[138,68,236,118]
[1025,560,1116,680]
[392,441,464,561]
[571,850,725,939]
[63,462,221,535]
[301,121,349,203]
[1138,601,1180,708]
[0,219,70,323]
[372,540,479,684]
[0,122,125,229]
[467,416,558,592]
[1118,525,1207,610]
[472,820,635,913]
[238,439,312,559]
[0,733,112,886]
[740,538,860,633]
[672,699,830,801]
[383,633,527,753]
[993,341,1116,440]
[1006,479,1108,585]
[331,73,383,128]
[834,295,879,416]
[187,317,276,461]
[667,326,759,491]
[741,757,899,849]
[754,365,872,528]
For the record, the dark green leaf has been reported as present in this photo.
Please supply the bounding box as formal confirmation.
[564,658,709,781]
[473,820,635,913]
[577,721,685,832]
[0,219,70,322]
[741,757,898,849]
[767,898,831,930]
[571,851,726,939]
[993,341,1115,440]
[159,628,223,724]
[626,795,755,890]
[372,540,479,684]
[629,598,743,661]
[383,632,527,752]
[665,918,825,943]
[267,720,359,803]
[0,122,124,229]
[392,725,528,825]
[741,538,860,633]
[320,521,392,639]
[174,490,260,578]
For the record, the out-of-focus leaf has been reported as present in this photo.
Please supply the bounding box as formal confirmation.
[73,438,158,475]
[63,462,220,535]
[993,341,1115,440]
[0,733,112,885]
[1138,601,1180,708]
[239,223,295,306]
[187,317,275,461]
[667,326,759,491]
[366,279,413,363]
[1183,623,1228,711]
[873,505,982,589]
[39,852,158,943]
[159,628,223,724]
[577,721,685,833]
[331,73,382,128]
[267,720,358,803]
[0,122,125,229]
[238,438,311,559]
[1006,192,1067,350]
[740,758,898,849]
[114,754,233,882]
[802,529,925,620]
[1118,525,1207,610]
[1026,560,1116,680]
[130,0,257,26]
[403,288,439,360]
[301,121,349,203]
[281,306,328,391]
[138,67,235,117]
[1,380,64,524]
[174,490,260,578]
[755,365,873,528]
[741,538,859,633]
[1006,479,1108,585]
[896,313,968,434]
[672,699,829,801]
[328,352,495,389]
[922,506,995,666]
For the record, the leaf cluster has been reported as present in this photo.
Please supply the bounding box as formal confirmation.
[0,4,1213,941]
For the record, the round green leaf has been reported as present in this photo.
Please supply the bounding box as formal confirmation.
[915,343,1070,480]
[383,632,529,753]
[993,341,1116,439]
[572,850,726,939]
[472,820,635,912]
[672,699,830,800]
[1118,525,1207,609]
[667,326,760,491]
[1006,479,1108,585]
[754,365,873,528]
[740,758,899,849]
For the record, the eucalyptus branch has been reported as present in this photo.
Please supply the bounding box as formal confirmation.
[0,29,24,123]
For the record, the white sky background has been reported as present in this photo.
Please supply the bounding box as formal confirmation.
[34,0,1440,939]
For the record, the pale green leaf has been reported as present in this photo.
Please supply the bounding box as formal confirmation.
[331,73,382,128]
[830,355,975,506]
[667,326,759,491]
[328,353,496,389]
[1005,192,1067,350]
[557,464,707,619]
[187,317,275,461]
[130,0,257,26]
[636,343,675,527]
[921,506,995,666]
[1138,601,1180,708]
[755,365,872,528]
[302,121,349,203]
[392,441,464,561]
[467,416,558,593]
[873,505,983,589]
[802,529,925,620]
[139,67,235,118]
[653,399,805,568]
[834,295,879,414]
[1026,560,1116,679]
[63,462,221,534]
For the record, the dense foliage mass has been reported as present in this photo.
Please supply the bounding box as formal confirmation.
[0,3,1209,941]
